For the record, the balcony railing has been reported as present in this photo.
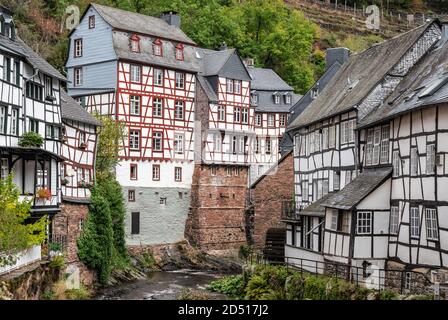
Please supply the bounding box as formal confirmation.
[281,200,301,221]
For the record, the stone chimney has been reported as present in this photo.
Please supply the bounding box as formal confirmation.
[160,11,181,28]
[325,47,350,70]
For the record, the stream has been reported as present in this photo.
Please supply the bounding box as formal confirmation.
[95,269,228,300]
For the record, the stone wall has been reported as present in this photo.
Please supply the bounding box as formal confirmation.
[124,186,191,245]
[249,152,293,248]
[186,164,248,252]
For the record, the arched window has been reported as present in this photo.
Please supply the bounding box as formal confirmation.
[153,38,163,56]
[175,43,184,61]
[130,34,140,53]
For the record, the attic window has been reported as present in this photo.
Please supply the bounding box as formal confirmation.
[89,15,95,29]
[285,94,291,104]
[274,94,280,104]
[153,38,163,56]
[311,87,319,99]
[130,34,140,53]
[251,93,258,104]
[175,43,184,61]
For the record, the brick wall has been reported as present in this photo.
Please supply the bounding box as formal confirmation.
[186,164,248,251]
[249,151,293,248]
[52,202,89,264]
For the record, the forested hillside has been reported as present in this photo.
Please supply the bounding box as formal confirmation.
[0,0,446,94]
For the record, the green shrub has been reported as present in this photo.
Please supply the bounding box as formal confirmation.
[379,288,399,300]
[302,274,329,300]
[238,244,253,260]
[207,275,245,298]
[141,250,157,270]
[48,242,62,252]
[49,255,65,269]
[18,132,44,148]
[40,289,55,300]
[65,286,90,300]
[245,274,271,300]
[285,273,305,300]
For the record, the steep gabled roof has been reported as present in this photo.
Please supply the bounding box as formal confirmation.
[199,48,251,81]
[91,3,195,45]
[61,90,101,126]
[288,20,440,131]
[322,167,392,210]
[248,67,293,91]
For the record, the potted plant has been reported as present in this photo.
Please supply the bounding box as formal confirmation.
[61,178,69,186]
[79,142,87,149]
[18,131,44,148]
[36,187,52,200]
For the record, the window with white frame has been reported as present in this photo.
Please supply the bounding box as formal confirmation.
[410,207,420,238]
[74,68,82,86]
[174,101,184,120]
[89,15,95,29]
[153,131,163,151]
[314,131,321,152]
[345,170,352,186]
[251,94,258,104]
[426,144,435,175]
[411,148,418,176]
[265,137,271,154]
[380,125,390,163]
[274,94,280,104]
[331,211,338,230]
[130,64,141,83]
[255,138,260,153]
[129,130,140,150]
[213,133,222,152]
[153,98,163,117]
[130,95,140,115]
[0,105,6,134]
[130,164,137,180]
[239,136,245,154]
[218,105,225,121]
[255,113,262,126]
[174,167,182,181]
[268,114,275,127]
[153,40,162,56]
[285,94,291,104]
[154,68,163,86]
[322,179,329,196]
[322,127,328,150]
[341,121,348,144]
[242,108,248,124]
[349,120,355,142]
[372,127,381,165]
[74,38,83,57]
[301,180,308,202]
[298,135,306,156]
[329,125,336,148]
[234,80,241,94]
[44,75,52,98]
[390,205,399,234]
[226,79,234,93]
[356,211,372,234]
[279,114,286,127]
[234,107,241,122]
[175,44,184,61]
[152,165,160,181]
[425,208,438,240]
[0,158,8,179]
[10,108,18,136]
[174,133,184,154]
[342,212,350,233]
[393,151,400,177]
[231,136,237,154]
[365,128,374,165]
[175,72,184,89]
[333,171,340,191]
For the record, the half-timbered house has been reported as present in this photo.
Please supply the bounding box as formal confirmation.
[285,20,448,292]
[0,6,66,231]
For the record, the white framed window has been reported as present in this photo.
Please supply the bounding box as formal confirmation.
[322,127,329,150]
[231,136,237,154]
[154,68,163,86]
[74,38,83,57]
[175,72,184,89]
[89,15,95,29]
[285,95,291,104]
[425,208,438,240]
[345,170,352,186]
[153,98,163,117]
[301,181,308,202]
[268,114,275,127]
[74,68,82,86]
[153,131,163,151]
[340,121,347,144]
[226,79,234,93]
[410,207,420,238]
[279,114,286,127]
[29,119,40,133]
[152,165,160,181]
[213,133,222,152]
[153,41,162,56]
[0,158,8,179]
[342,212,350,233]
[130,64,141,83]
[380,125,390,163]
[0,105,6,134]
[174,167,182,181]
[251,94,258,104]
[255,114,262,126]
[255,138,260,153]
[239,136,245,154]
[426,144,435,175]
[130,95,140,115]
[393,151,400,177]
[322,179,329,196]
[218,105,225,122]
[174,100,184,120]
[242,108,248,124]
[365,128,374,165]
[234,80,241,94]
[233,107,241,122]
[175,45,184,61]
[348,120,355,142]
[130,164,137,180]
[274,95,280,104]
[329,125,336,148]
[411,148,418,176]
[311,87,319,99]
[372,127,381,165]
[333,171,340,191]
[10,108,18,136]
[356,211,372,234]
[44,75,52,98]
[265,137,271,154]
[129,130,140,150]
[390,205,400,234]
[331,211,338,230]
[174,133,184,154]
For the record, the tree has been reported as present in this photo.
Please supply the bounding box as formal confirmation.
[77,187,114,284]
[0,174,47,266]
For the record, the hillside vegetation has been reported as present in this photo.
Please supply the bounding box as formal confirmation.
[0,0,445,94]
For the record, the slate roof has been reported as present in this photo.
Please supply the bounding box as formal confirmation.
[0,35,66,81]
[299,192,335,217]
[321,167,392,210]
[199,48,252,80]
[248,67,293,91]
[91,3,195,45]
[254,91,301,113]
[197,75,218,102]
[287,21,437,131]
[358,36,448,129]
[60,90,101,126]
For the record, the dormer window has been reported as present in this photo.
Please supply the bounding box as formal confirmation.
[285,94,291,104]
[311,87,319,99]
[130,34,140,53]
[175,43,184,61]
[251,93,258,104]
[274,94,280,104]
[153,38,163,56]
